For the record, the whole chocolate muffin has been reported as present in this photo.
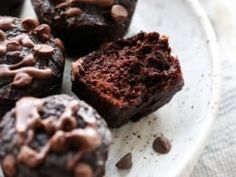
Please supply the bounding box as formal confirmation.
[31,0,137,55]
[0,94,111,177]
[0,16,65,117]
[0,0,24,16]
[72,32,184,128]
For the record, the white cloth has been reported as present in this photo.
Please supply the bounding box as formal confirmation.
[191,1,236,177]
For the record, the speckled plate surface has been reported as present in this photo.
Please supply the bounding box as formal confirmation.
[1,0,220,177]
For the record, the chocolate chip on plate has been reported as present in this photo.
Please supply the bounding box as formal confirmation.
[116,152,133,170]
[153,135,172,154]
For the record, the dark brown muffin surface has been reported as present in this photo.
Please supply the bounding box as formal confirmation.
[31,0,137,55]
[72,32,184,127]
[0,16,65,116]
[0,94,111,177]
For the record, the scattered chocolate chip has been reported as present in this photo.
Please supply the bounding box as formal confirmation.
[54,38,64,50]
[0,45,6,56]
[0,17,15,30]
[0,30,6,41]
[70,0,114,7]
[64,7,82,17]
[34,24,51,41]
[2,155,16,177]
[116,153,133,170]
[21,37,35,48]
[111,5,128,24]
[21,18,39,31]
[7,40,21,51]
[152,135,172,154]
[74,163,93,177]
[34,44,54,58]
[12,73,33,87]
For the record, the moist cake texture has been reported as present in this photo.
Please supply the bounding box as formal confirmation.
[72,32,184,127]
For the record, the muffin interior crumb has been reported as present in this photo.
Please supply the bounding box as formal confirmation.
[78,32,176,106]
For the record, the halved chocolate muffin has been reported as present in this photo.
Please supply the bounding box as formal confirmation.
[72,32,184,128]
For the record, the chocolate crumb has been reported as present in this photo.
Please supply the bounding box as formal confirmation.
[111,5,128,24]
[153,135,172,154]
[116,153,132,170]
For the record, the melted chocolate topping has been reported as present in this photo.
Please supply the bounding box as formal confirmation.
[14,97,101,171]
[0,17,56,87]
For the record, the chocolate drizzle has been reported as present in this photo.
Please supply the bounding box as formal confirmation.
[0,16,57,87]
[14,97,101,171]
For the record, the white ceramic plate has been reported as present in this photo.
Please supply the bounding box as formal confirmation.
[1,0,220,177]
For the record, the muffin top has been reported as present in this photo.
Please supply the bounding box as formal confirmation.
[0,16,65,101]
[0,94,111,177]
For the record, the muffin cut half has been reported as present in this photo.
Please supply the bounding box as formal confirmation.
[72,32,184,128]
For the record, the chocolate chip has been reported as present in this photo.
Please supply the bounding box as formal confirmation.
[12,73,33,87]
[0,45,6,56]
[21,18,39,31]
[74,163,93,177]
[7,40,21,51]
[54,38,64,50]
[64,7,82,17]
[116,153,133,170]
[34,24,51,41]
[21,37,35,48]
[111,5,128,24]
[0,17,14,30]
[70,0,114,7]
[0,30,6,41]
[34,44,54,58]
[152,135,172,154]
[2,155,16,177]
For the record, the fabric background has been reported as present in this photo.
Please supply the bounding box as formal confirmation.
[191,0,236,176]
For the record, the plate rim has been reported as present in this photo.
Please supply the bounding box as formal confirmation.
[176,0,221,176]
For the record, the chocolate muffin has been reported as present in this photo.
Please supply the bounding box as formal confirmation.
[31,0,137,55]
[72,32,184,128]
[0,94,112,177]
[0,0,24,16]
[0,16,65,117]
